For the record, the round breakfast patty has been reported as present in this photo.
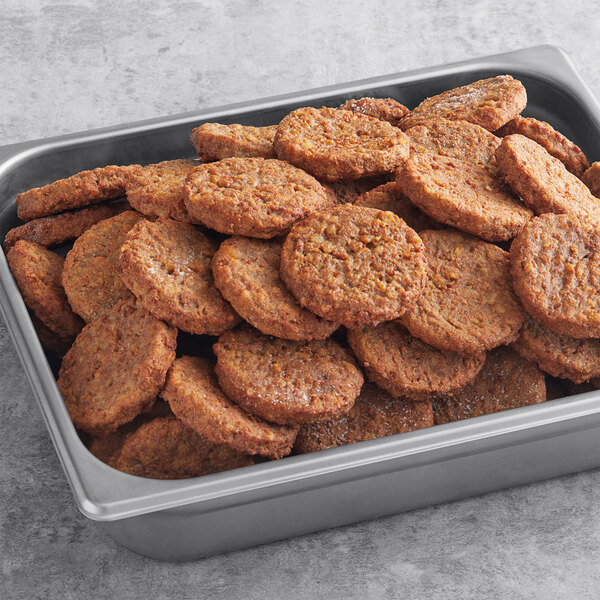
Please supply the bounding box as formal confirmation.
[399,75,527,131]
[117,217,240,335]
[4,200,130,251]
[293,383,433,454]
[15,164,142,221]
[347,321,485,397]
[212,237,338,340]
[125,159,202,223]
[397,152,532,242]
[183,157,332,238]
[405,118,501,169]
[512,314,600,384]
[495,134,600,220]
[581,162,600,198]
[324,175,390,205]
[29,312,74,356]
[113,416,254,480]
[432,347,546,425]
[190,123,277,162]
[57,298,177,434]
[160,356,298,459]
[62,210,144,322]
[353,181,442,232]
[401,229,524,355]
[339,97,410,126]
[273,107,410,181]
[213,327,364,425]
[510,213,600,338]
[280,204,427,328]
[495,116,589,176]
[6,240,83,341]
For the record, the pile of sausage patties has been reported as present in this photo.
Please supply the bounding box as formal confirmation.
[6,75,600,479]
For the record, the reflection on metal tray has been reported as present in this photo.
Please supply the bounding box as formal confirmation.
[1,45,600,562]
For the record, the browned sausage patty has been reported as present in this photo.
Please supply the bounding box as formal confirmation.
[401,229,524,354]
[190,123,277,161]
[323,175,389,205]
[161,356,298,459]
[433,347,545,424]
[57,298,177,434]
[294,383,433,454]
[347,321,485,397]
[280,204,427,328]
[510,213,600,338]
[274,107,410,181]
[212,237,338,340]
[184,157,332,238]
[581,162,600,198]
[214,326,364,425]
[339,97,410,126]
[118,217,240,335]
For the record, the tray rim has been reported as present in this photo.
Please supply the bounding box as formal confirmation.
[2,44,600,522]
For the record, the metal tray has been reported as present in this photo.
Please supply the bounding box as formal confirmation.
[2,45,600,562]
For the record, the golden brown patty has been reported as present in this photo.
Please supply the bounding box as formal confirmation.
[401,229,524,354]
[512,314,600,384]
[160,356,298,459]
[347,321,485,397]
[274,107,410,181]
[432,347,545,424]
[495,134,600,220]
[294,383,433,454]
[6,240,83,341]
[125,159,202,223]
[510,213,600,338]
[212,237,338,340]
[117,217,240,335]
[16,164,142,221]
[280,204,427,328]
[398,152,532,242]
[113,416,254,479]
[495,116,589,176]
[581,162,600,198]
[399,75,527,131]
[339,97,410,126]
[214,327,364,425]
[354,181,442,232]
[183,157,332,238]
[57,298,177,434]
[4,200,130,251]
[190,123,277,161]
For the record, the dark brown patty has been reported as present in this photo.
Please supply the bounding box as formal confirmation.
[4,200,130,251]
[16,164,142,220]
[398,152,532,242]
[323,175,390,205]
[212,237,338,340]
[401,229,524,354]
[433,347,545,424]
[160,356,298,459]
[274,107,410,181]
[510,213,600,338]
[190,123,277,161]
[6,240,83,341]
[62,210,144,322]
[294,383,433,454]
[280,204,427,328]
[495,134,600,220]
[339,97,410,126]
[118,217,240,335]
[347,321,485,397]
[57,298,177,434]
[399,75,527,131]
[183,157,332,238]
[581,162,600,198]
[214,327,364,425]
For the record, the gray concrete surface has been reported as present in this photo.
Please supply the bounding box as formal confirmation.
[2,1,600,598]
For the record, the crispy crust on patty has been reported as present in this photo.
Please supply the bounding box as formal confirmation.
[280,204,427,328]
[214,327,364,425]
[118,217,240,335]
[339,97,410,126]
[190,123,277,161]
[160,356,298,459]
[274,107,410,181]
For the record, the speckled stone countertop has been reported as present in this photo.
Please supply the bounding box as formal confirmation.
[2,1,600,598]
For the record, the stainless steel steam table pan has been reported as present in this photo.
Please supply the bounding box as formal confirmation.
[2,45,600,562]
